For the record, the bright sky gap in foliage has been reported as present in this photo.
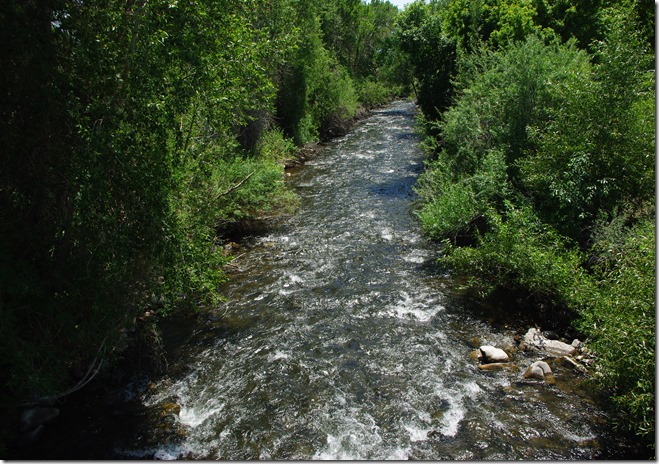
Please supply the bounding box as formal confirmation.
[372,0,411,10]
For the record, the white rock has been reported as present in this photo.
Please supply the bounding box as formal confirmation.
[479,345,510,363]
[521,328,576,356]
[523,361,552,380]
[523,364,545,380]
[544,339,577,356]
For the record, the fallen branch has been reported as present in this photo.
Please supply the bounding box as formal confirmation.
[215,172,255,200]
[19,337,107,407]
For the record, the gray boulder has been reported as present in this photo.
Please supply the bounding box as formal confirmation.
[544,339,577,356]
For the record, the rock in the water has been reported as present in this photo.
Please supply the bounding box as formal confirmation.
[544,339,577,356]
[561,356,588,374]
[161,402,181,416]
[521,328,576,356]
[19,407,60,433]
[523,361,552,380]
[523,364,545,380]
[479,345,510,363]
[521,328,543,351]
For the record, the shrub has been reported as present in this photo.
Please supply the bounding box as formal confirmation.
[576,216,655,441]
[417,147,509,243]
[417,180,479,242]
[441,202,587,307]
[356,78,397,109]
[518,7,654,241]
[437,35,591,178]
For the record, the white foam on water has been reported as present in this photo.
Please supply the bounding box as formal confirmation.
[312,419,384,460]
[268,350,290,362]
[288,273,304,283]
[404,422,431,442]
[115,444,183,460]
[179,402,224,428]
[386,290,442,322]
[380,228,394,241]
[282,273,304,290]
[354,150,376,160]
[402,249,428,263]
[435,380,482,437]
[153,446,182,460]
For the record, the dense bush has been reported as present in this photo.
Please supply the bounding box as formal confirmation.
[441,203,588,307]
[356,78,400,109]
[519,9,655,240]
[416,36,589,242]
[0,0,403,408]
[577,216,655,438]
[404,0,655,443]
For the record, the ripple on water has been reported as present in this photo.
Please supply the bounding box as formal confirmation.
[108,101,637,460]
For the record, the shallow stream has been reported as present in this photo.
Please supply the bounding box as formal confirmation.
[22,101,644,459]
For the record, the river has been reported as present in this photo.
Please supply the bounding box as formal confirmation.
[21,100,644,459]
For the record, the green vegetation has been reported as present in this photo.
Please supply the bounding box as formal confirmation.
[0,0,404,410]
[1,0,654,451]
[401,0,655,444]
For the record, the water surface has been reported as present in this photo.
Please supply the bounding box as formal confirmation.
[26,101,643,459]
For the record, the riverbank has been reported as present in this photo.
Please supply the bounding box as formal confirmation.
[8,101,650,459]
[1,98,402,457]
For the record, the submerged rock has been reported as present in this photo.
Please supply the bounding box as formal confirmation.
[479,345,510,363]
[161,402,182,416]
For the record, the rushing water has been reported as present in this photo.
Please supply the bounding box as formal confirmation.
[21,101,644,460]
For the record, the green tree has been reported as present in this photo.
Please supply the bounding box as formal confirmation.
[519,6,654,239]
[397,0,458,118]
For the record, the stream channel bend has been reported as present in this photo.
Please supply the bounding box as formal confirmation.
[36,100,642,459]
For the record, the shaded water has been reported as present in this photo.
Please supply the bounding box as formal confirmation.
[21,101,644,459]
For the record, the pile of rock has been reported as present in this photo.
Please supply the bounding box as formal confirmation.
[473,327,593,384]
